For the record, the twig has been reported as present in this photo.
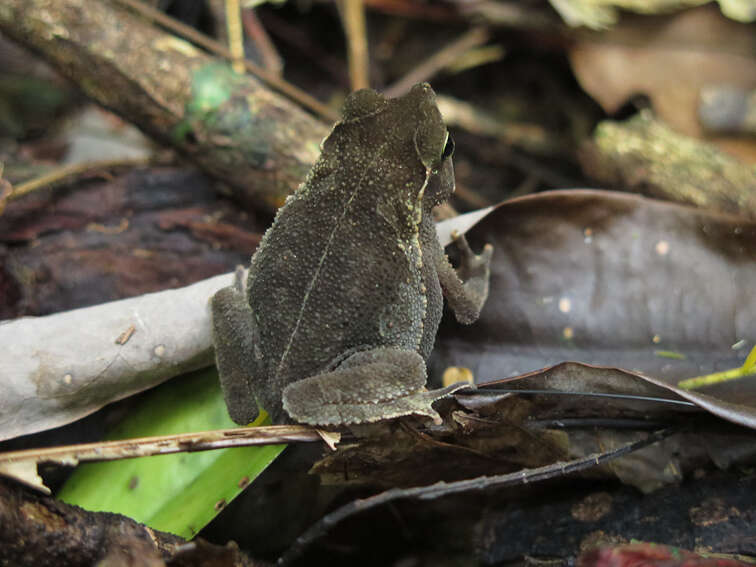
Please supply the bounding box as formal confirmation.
[383,27,491,99]
[225,0,245,74]
[4,158,151,204]
[113,0,338,122]
[0,424,335,494]
[457,0,559,29]
[1,424,326,466]
[435,94,558,154]
[340,0,370,91]
[278,427,678,565]
[242,8,283,75]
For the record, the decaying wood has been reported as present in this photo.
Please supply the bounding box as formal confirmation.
[0,0,329,210]
[0,165,262,319]
[0,478,259,566]
[580,111,756,218]
[0,477,181,565]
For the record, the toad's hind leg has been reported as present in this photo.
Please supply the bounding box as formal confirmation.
[282,348,465,426]
[211,268,262,425]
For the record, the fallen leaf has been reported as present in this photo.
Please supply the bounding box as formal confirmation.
[431,190,756,411]
[569,5,756,155]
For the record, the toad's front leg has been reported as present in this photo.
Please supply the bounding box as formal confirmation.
[438,232,493,324]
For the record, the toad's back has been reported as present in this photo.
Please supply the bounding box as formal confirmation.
[247,92,436,401]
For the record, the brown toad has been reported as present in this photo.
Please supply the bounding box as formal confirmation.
[211,83,492,426]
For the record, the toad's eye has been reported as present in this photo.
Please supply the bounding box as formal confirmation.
[442,132,455,161]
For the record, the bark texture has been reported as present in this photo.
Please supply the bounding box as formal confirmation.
[0,0,328,210]
[580,111,756,218]
[0,478,181,566]
[0,478,261,566]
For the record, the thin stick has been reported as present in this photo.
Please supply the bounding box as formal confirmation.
[0,424,333,494]
[278,427,677,565]
[383,27,490,99]
[242,8,283,75]
[5,158,151,203]
[341,0,370,91]
[225,0,245,74]
[114,0,338,122]
[0,424,328,467]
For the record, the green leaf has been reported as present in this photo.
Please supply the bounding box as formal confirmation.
[58,367,285,538]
